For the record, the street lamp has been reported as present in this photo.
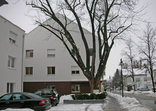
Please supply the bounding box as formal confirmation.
[120,58,124,97]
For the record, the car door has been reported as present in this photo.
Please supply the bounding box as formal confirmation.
[9,93,24,108]
[0,94,12,110]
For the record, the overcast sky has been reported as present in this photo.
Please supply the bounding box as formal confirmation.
[0,0,156,79]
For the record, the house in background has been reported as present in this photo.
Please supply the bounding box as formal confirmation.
[23,14,98,95]
[0,15,25,96]
[123,68,148,90]
[147,68,156,91]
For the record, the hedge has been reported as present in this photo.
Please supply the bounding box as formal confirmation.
[71,92,107,100]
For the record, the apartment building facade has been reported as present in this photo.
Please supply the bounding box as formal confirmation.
[0,16,25,96]
[23,14,97,95]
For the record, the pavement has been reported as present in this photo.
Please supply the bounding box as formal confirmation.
[115,92,156,111]
[103,95,127,111]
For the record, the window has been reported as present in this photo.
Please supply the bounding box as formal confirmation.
[7,83,14,93]
[71,66,80,74]
[9,31,17,44]
[71,84,80,93]
[47,49,55,57]
[47,66,55,74]
[144,77,147,81]
[25,67,33,75]
[35,90,42,95]
[12,94,22,100]
[136,78,140,82]
[8,56,15,68]
[72,70,80,74]
[42,89,51,95]
[0,94,12,101]
[26,50,33,57]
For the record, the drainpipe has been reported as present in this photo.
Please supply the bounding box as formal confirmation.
[21,34,25,92]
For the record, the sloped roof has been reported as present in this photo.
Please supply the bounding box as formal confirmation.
[0,15,25,32]
[122,68,147,76]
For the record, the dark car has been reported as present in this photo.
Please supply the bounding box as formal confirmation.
[34,88,60,106]
[0,92,51,111]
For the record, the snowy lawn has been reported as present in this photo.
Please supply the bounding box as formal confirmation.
[109,92,151,111]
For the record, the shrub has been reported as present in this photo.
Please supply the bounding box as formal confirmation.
[71,92,107,100]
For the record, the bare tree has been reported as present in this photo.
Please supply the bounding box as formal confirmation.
[138,23,156,93]
[0,0,8,6]
[122,38,136,90]
[27,0,137,93]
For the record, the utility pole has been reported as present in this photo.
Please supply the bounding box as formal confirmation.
[120,59,124,97]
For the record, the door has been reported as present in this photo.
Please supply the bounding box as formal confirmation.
[9,93,24,108]
[0,94,12,109]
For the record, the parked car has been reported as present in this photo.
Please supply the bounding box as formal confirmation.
[34,88,60,106]
[137,88,150,91]
[0,92,51,111]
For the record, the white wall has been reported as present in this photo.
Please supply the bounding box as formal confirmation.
[147,70,156,90]
[125,75,147,89]
[0,16,25,96]
[24,15,98,83]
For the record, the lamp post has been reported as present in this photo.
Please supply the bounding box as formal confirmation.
[120,59,124,97]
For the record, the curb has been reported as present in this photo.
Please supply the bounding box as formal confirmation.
[64,99,105,104]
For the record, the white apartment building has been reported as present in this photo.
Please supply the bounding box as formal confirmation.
[24,14,97,95]
[0,16,25,96]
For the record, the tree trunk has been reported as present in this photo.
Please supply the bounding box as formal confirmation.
[89,79,94,93]
[149,62,156,93]
[132,76,136,91]
[150,73,156,93]
[88,78,100,93]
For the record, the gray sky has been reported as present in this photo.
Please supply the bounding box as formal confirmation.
[0,0,156,79]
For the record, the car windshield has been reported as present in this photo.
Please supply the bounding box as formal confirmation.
[27,93,42,99]
[42,89,51,95]
[0,94,12,101]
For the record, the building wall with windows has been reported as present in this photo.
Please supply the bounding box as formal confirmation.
[123,69,148,90]
[0,16,25,96]
[23,14,97,95]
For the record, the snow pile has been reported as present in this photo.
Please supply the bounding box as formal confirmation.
[147,93,156,97]
[142,91,156,97]
[124,90,156,97]
[59,94,73,104]
[109,93,150,111]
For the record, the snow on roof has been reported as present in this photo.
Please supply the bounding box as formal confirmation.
[122,68,147,76]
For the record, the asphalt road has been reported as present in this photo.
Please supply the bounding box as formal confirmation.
[114,91,156,111]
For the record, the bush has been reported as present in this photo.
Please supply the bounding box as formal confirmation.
[71,92,107,100]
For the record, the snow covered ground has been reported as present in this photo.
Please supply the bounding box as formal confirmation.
[109,92,151,111]
[1,92,153,111]
[124,90,156,98]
